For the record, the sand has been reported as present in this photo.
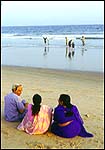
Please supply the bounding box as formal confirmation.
[1,65,104,149]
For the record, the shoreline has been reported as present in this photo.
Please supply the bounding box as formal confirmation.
[1,65,104,149]
[1,64,104,75]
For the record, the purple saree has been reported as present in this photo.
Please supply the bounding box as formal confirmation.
[51,105,93,138]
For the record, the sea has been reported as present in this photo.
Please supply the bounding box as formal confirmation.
[1,24,104,73]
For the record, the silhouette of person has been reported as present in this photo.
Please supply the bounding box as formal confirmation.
[68,39,72,48]
[68,39,75,58]
[43,37,47,44]
[81,36,85,46]
[65,37,68,46]
[68,39,75,50]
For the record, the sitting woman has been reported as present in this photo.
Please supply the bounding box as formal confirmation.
[17,94,53,135]
[51,94,94,138]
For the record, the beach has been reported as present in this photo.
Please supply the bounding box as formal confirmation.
[2,25,104,73]
[1,65,104,149]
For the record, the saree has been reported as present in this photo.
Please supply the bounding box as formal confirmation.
[17,104,53,135]
[51,105,93,138]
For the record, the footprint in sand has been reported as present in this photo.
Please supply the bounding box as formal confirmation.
[2,129,9,136]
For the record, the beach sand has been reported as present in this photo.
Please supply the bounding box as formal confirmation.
[1,65,104,149]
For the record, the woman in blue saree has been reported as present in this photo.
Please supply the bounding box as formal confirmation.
[51,94,93,138]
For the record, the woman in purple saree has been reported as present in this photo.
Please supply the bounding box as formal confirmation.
[51,94,94,138]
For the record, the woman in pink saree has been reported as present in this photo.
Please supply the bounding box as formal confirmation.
[17,94,53,135]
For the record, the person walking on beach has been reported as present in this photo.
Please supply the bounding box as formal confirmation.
[68,39,75,58]
[68,39,75,50]
[43,37,48,45]
[81,36,85,46]
[51,94,94,138]
[65,37,68,46]
[4,84,28,122]
[17,94,53,135]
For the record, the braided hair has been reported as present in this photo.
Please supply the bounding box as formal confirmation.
[32,94,42,116]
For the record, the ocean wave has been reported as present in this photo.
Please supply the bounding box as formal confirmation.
[1,33,104,40]
[42,34,104,39]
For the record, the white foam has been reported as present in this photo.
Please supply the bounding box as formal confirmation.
[2,33,104,40]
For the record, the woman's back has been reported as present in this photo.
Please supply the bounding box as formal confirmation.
[33,105,53,133]
[17,104,53,134]
[51,94,93,138]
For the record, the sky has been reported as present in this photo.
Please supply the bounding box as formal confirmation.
[1,1,104,26]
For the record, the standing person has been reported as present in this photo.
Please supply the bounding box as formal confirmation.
[43,37,47,45]
[17,94,53,135]
[68,39,72,48]
[68,39,75,58]
[65,37,68,46]
[68,39,75,50]
[4,84,28,122]
[81,36,85,46]
[51,94,94,138]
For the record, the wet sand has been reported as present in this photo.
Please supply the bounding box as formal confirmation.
[1,65,104,149]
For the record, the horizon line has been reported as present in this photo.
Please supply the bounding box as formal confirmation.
[1,24,104,27]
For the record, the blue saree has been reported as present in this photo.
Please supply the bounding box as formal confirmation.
[51,105,93,138]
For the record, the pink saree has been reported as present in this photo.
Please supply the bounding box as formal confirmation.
[17,104,53,135]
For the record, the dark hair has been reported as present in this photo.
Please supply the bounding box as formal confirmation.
[59,94,73,117]
[68,40,72,47]
[32,94,42,116]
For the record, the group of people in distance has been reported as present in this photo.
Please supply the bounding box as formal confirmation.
[65,36,85,47]
[64,37,75,58]
[65,36,85,58]
[43,35,85,47]
[4,84,93,138]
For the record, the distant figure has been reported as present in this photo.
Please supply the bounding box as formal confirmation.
[81,36,85,46]
[65,37,68,46]
[17,94,53,135]
[68,39,75,58]
[68,39,72,48]
[68,39,75,50]
[43,37,47,44]
[51,94,94,138]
